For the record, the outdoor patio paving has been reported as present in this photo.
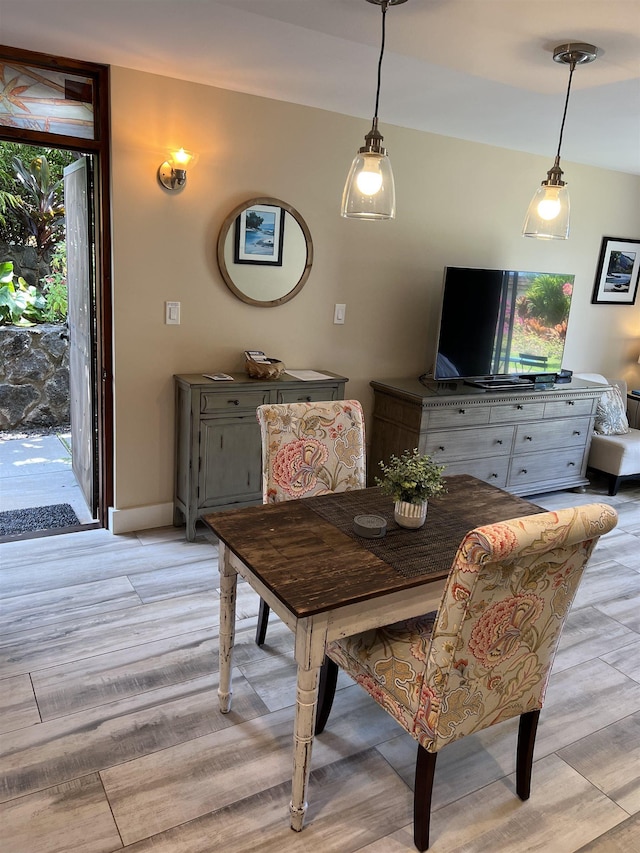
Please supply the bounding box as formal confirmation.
[0,432,95,524]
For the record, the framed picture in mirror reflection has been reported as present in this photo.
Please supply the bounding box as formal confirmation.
[234,203,284,265]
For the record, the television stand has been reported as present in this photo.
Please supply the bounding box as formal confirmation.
[369,376,608,497]
[464,377,535,391]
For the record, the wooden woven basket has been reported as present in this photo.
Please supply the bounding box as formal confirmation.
[245,356,285,380]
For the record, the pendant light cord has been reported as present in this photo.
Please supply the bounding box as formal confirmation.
[555,61,576,161]
[373,1,388,121]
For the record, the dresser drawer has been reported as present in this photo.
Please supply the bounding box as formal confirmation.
[425,425,514,462]
[201,389,270,413]
[428,405,490,429]
[443,456,509,489]
[514,417,591,451]
[544,398,595,419]
[508,448,585,489]
[276,385,340,404]
[490,401,545,423]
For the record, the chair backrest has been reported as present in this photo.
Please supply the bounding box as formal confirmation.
[417,503,617,751]
[256,400,366,503]
[518,353,548,371]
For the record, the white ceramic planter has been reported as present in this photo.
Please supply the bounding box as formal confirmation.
[394,499,428,529]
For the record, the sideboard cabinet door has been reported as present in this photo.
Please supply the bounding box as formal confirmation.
[199,417,262,506]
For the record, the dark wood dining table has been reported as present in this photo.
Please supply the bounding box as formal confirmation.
[203,474,543,832]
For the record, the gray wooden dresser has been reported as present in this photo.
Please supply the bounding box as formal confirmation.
[174,371,348,540]
[369,377,608,497]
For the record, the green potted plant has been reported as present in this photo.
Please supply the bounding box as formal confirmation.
[376,448,446,529]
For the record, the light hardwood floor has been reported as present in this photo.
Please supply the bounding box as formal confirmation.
[1,477,639,852]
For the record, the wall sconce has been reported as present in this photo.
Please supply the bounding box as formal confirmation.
[158,148,198,191]
[522,43,599,240]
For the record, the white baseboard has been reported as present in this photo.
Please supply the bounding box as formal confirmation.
[108,502,174,534]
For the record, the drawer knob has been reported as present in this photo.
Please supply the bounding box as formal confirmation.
[517,404,524,410]
[458,408,466,415]
[496,439,503,445]
[568,400,575,406]
[573,430,581,436]
[438,445,445,452]
[524,435,533,441]
[490,473,498,479]
[228,399,240,406]
[520,468,528,474]
[568,461,575,467]
[300,396,312,402]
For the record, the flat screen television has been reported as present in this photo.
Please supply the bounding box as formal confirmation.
[433,267,574,388]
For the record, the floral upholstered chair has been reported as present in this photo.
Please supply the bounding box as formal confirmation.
[254,399,366,644]
[318,502,618,850]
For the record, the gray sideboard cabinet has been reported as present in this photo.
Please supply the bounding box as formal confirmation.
[369,377,608,497]
[174,372,348,540]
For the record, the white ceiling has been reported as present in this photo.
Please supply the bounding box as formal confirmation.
[1,0,639,175]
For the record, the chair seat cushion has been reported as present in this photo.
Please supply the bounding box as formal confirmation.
[588,428,640,476]
[326,613,437,732]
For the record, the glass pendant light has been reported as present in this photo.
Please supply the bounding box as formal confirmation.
[341,0,408,220]
[523,42,599,240]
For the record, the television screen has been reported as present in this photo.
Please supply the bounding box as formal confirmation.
[433,267,574,382]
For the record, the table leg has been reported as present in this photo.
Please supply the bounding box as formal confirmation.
[289,618,327,831]
[217,541,237,713]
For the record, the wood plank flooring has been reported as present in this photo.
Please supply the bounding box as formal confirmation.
[1,477,639,852]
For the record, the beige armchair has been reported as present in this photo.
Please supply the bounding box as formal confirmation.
[575,373,640,495]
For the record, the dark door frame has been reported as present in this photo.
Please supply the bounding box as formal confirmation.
[0,44,113,527]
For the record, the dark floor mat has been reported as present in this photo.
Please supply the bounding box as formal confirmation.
[0,503,80,535]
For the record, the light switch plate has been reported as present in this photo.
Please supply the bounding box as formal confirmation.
[334,303,346,324]
[165,301,180,324]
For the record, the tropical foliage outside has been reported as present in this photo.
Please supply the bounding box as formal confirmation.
[0,142,74,325]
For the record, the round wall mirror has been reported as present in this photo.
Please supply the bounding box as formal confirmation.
[217,196,313,307]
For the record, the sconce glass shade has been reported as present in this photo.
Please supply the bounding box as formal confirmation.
[168,148,198,170]
[158,148,198,191]
[341,148,396,220]
[522,181,570,239]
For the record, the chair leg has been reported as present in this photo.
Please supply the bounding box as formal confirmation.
[516,709,540,800]
[255,598,269,646]
[314,656,338,735]
[414,744,437,851]
[608,475,621,497]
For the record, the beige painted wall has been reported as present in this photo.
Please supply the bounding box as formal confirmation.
[109,66,640,521]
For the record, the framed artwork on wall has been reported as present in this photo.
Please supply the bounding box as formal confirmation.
[234,203,285,265]
[591,236,640,305]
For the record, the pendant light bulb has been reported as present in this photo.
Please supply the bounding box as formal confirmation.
[523,42,599,240]
[356,154,384,195]
[341,0,407,220]
[523,158,570,239]
[537,193,562,221]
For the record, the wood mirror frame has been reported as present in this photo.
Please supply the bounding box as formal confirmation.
[217,196,313,307]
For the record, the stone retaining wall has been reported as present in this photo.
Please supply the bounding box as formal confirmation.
[0,324,70,430]
[0,243,48,289]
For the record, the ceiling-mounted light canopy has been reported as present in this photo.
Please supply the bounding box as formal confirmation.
[158,147,199,191]
[523,42,599,240]
[341,0,408,220]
